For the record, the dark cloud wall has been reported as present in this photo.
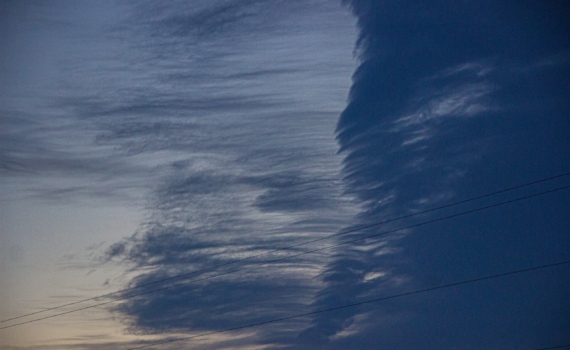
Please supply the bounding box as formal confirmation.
[293,1,570,349]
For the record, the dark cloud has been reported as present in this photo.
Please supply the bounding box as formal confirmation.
[293,1,570,348]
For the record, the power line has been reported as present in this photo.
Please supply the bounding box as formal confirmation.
[2,172,567,325]
[536,346,570,350]
[2,184,567,330]
[123,259,570,349]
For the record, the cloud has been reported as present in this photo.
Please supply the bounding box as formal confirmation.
[81,0,359,348]
[102,159,354,345]
[3,1,568,349]
[0,1,356,348]
[292,1,570,348]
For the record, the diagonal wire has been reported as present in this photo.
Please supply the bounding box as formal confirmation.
[1,185,567,330]
[123,259,570,349]
[2,172,568,325]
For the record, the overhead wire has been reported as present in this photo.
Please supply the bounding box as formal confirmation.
[1,184,568,330]
[1,172,568,326]
[122,259,570,349]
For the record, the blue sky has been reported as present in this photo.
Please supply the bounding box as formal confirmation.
[1,1,569,349]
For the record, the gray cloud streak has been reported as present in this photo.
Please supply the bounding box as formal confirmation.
[81,0,359,348]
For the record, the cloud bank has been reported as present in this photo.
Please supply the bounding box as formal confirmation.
[292,1,570,349]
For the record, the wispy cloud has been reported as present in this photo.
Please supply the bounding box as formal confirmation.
[82,0,359,348]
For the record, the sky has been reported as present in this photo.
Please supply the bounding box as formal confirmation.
[0,1,569,349]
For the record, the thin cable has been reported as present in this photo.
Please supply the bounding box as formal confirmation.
[536,346,570,350]
[123,259,570,349]
[2,172,567,325]
[2,185,567,330]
